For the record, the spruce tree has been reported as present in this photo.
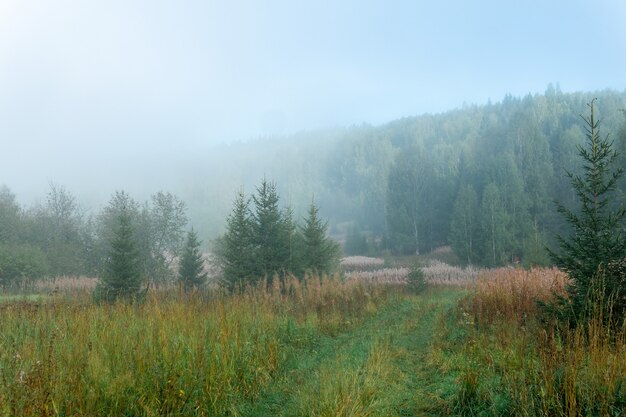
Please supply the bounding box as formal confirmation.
[178,229,207,291]
[301,201,339,275]
[96,207,143,302]
[220,190,255,290]
[549,99,626,320]
[252,179,290,279]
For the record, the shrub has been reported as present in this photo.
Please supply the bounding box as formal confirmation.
[0,244,48,289]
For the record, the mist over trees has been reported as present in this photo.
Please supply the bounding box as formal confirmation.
[0,185,191,288]
[1,88,625,283]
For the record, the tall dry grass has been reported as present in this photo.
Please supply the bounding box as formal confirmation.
[0,274,397,416]
[345,260,480,287]
[422,261,481,286]
[345,267,408,284]
[455,267,625,416]
[469,267,569,325]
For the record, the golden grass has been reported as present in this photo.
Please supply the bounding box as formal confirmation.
[345,261,480,287]
[0,274,396,417]
[454,267,626,416]
[469,267,569,325]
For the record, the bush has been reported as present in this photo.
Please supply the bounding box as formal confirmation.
[406,262,426,293]
[0,244,48,289]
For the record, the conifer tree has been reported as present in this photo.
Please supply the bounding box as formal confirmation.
[301,201,339,275]
[96,204,143,302]
[178,229,207,291]
[252,179,290,278]
[549,99,626,319]
[220,190,255,290]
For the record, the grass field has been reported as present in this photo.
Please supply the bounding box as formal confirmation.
[0,268,623,416]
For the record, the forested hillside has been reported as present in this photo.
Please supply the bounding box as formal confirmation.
[2,88,625,275]
[184,87,626,266]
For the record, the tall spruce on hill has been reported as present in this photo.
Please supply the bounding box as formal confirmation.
[178,229,207,291]
[301,201,340,275]
[96,200,143,302]
[549,99,626,320]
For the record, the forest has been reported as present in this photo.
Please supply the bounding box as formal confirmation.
[2,87,626,285]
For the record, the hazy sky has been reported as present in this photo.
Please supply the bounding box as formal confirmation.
[1,0,625,201]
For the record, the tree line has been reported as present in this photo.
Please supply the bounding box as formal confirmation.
[0,186,189,289]
[326,88,626,266]
[0,178,339,299]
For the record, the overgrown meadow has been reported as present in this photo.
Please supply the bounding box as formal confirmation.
[0,262,623,416]
[0,275,398,416]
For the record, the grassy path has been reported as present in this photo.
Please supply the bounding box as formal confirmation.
[243,288,464,416]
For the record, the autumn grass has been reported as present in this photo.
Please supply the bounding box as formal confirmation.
[292,339,402,417]
[435,267,626,416]
[344,260,480,287]
[468,267,569,325]
[0,274,398,417]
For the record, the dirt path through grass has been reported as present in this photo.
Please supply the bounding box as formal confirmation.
[243,288,463,416]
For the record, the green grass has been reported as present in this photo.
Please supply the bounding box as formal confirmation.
[243,287,465,417]
[3,270,619,416]
[0,276,407,416]
[0,279,467,417]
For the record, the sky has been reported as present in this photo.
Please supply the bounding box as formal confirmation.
[1,0,625,202]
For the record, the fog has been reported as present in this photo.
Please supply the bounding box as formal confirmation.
[1,0,625,214]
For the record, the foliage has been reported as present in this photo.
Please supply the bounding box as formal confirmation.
[145,191,188,283]
[480,183,512,266]
[217,180,340,290]
[0,186,21,244]
[178,229,207,291]
[0,244,48,289]
[406,261,426,293]
[549,100,626,321]
[3,90,626,272]
[300,201,340,275]
[95,193,144,302]
[449,184,479,265]
[42,183,85,276]
[251,179,292,278]
[218,189,255,290]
